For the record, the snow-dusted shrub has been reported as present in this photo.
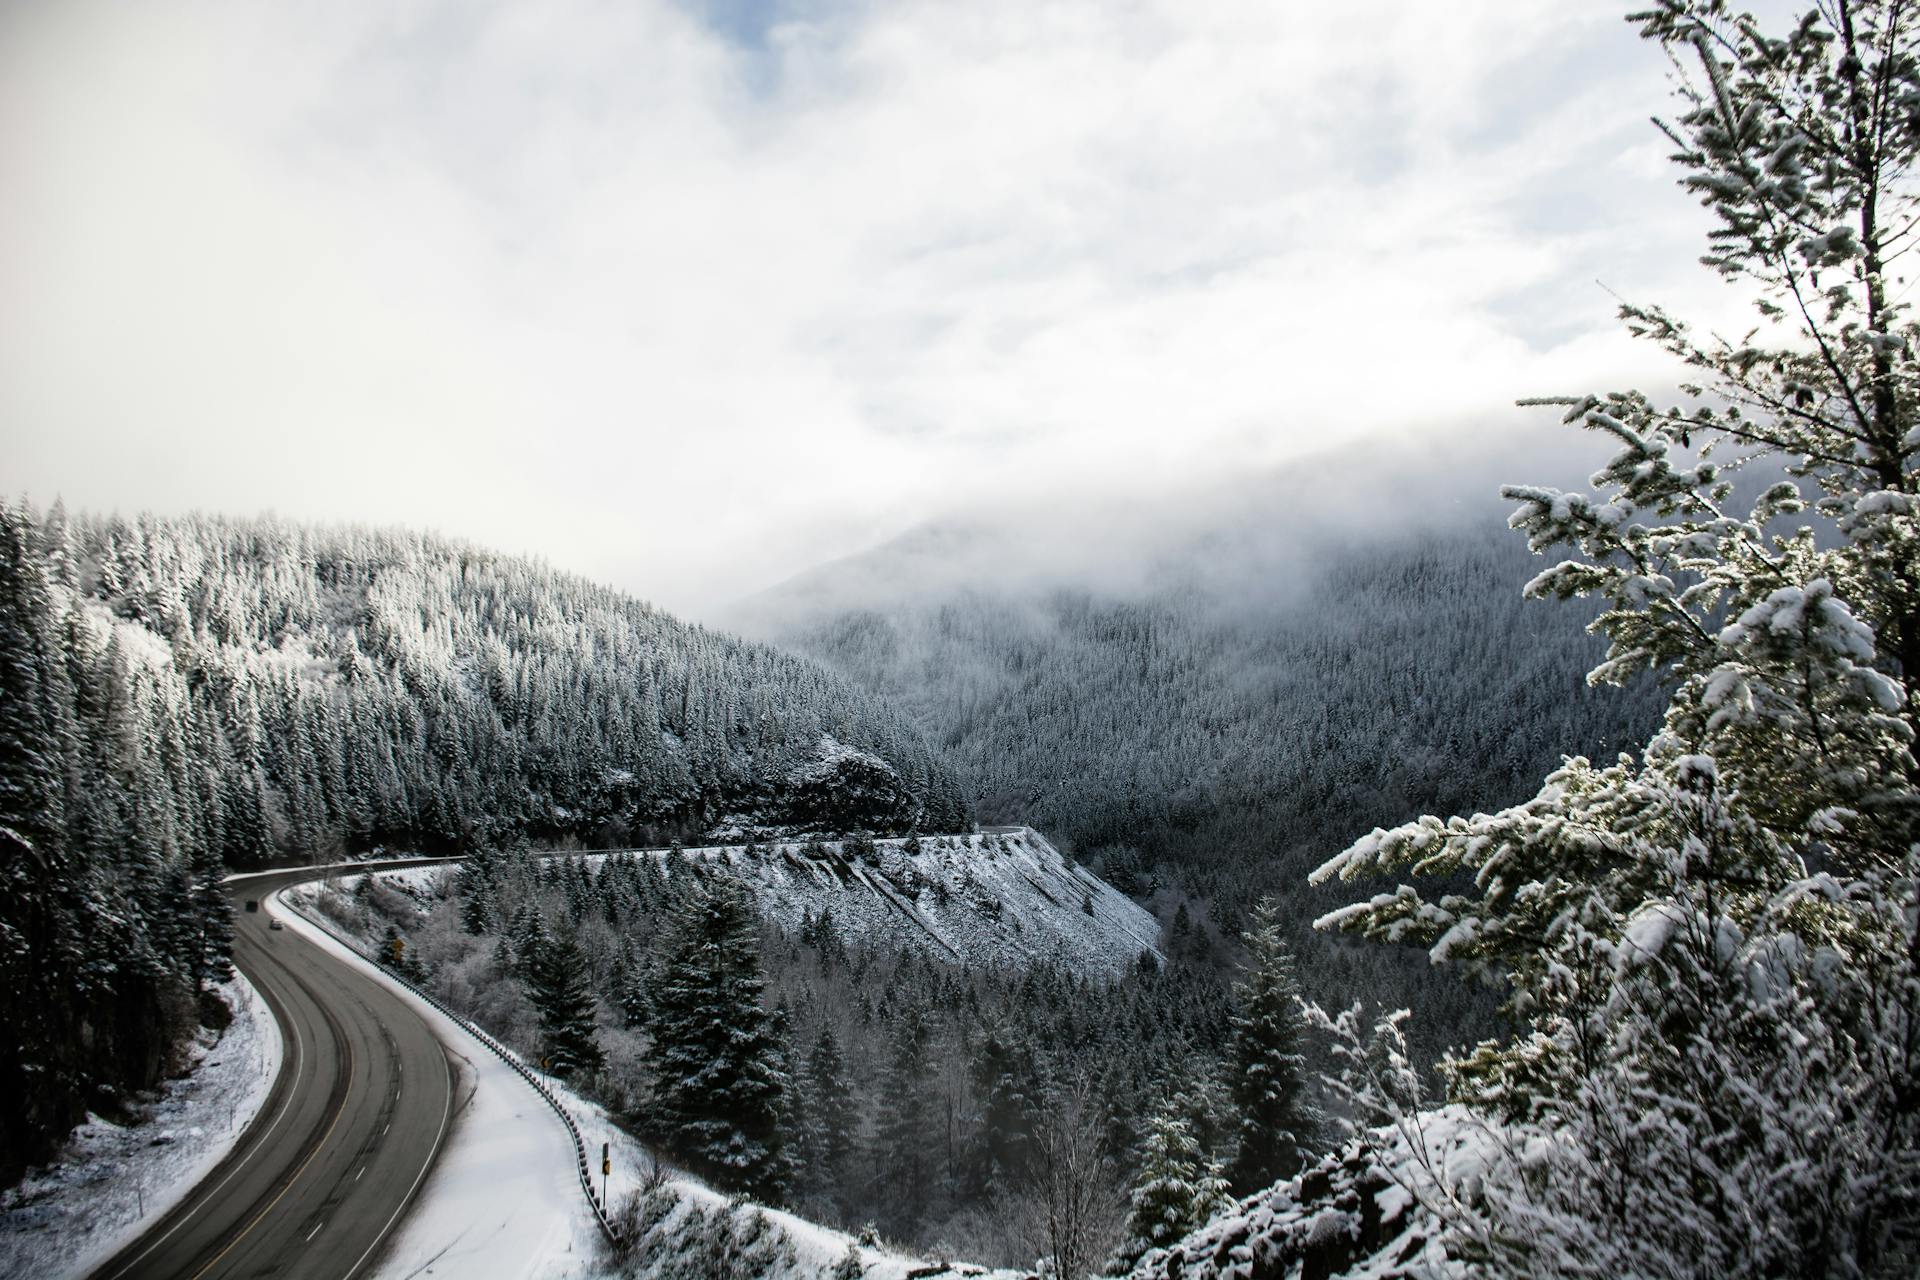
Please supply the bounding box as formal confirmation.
[606,1186,799,1279]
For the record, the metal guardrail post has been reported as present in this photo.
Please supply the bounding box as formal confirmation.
[283,895,624,1245]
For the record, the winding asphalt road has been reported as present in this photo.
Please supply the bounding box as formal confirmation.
[89,864,459,1280]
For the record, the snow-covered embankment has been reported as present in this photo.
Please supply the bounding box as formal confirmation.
[0,972,283,1280]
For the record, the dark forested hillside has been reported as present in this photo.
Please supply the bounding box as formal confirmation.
[739,468,1665,1061]
[756,523,1656,917]
[0,500,968,1182]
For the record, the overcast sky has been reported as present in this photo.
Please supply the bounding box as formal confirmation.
[0,0,1774,617]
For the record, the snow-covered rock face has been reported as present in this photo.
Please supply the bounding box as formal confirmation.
[775,735,921,833]
[670,828,1163,976]
[359,828,1162,978]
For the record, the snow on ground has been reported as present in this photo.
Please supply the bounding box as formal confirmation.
[364,1017,587,1280]
[371,865,450,897]
[268,889,591,1280]
[675,827,1163,976]
[544,1068,1027,1280]
[283,876,1032,1279]
[225,855,455,885]
[0,972,283,1280]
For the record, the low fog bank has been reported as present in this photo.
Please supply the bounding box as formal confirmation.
[722,422,1614,636]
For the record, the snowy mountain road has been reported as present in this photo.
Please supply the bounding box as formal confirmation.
[89,866,457,1280]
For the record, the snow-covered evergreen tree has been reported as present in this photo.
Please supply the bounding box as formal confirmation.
[0,507,87,1177]
[870,1014,936,1229]
[0,504,238,1181]
[457,847,498,935]
[1225,899,1314,1192]
[1309,3,1920,1274]
[645,876,792,1202]
[525,930,605,1080]
[975,1029,1035,1193]
[800,1023,857,1202]
[1105,1101,1231,1277]
[189,841,235,988]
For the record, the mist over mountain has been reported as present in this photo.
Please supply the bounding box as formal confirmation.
[731,430,1664,958]
[731,427,1619,622]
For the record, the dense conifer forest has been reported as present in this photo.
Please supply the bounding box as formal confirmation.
[754,518,1665,976]
[0,501,968,1182]
[8,1,1918,1275]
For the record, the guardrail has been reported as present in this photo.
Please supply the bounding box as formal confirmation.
[272,830,1023,1254]
[280,892,623,1246]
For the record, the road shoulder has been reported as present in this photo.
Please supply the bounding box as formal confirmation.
[270,889,592,1280]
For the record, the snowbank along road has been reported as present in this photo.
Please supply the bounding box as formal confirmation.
[89,865,457,1280]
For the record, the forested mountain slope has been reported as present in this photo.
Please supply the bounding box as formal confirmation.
[736,449,1664,944]
[0,501,968,1182]
[23,501,968,855]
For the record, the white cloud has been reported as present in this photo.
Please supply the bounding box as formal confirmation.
[0,0,1757,615]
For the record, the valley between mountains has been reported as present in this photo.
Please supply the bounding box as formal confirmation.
[8,8,1920,1267]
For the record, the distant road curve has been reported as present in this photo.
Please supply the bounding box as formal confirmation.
[90,862,459,1280]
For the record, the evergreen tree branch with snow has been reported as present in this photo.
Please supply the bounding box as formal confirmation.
[1299,2,1920,1274]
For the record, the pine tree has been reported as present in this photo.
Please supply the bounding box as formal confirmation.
[870,1015,936,1228]
[506,905,544,977]
[617,949,652,1029]
[1225,899,1313,1192]
[0,507,89,1177]
[1105,1101,1232,1276]
[974,1029,1033,1193]
[524,930,605,1080]
[190,841,234,988]
[801,1023,857,1199]
[1313,4,1920,1273]
[457,848,497,934]
[645,875,791,1202]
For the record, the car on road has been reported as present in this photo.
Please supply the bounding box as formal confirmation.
[269,919,284,931]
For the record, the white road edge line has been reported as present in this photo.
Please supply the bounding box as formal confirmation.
[265,884,462,1280]
[100,928,308,1280]
[344,1047,456,1280]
